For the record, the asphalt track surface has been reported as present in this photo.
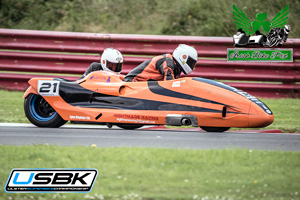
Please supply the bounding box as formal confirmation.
[0,123,299,151]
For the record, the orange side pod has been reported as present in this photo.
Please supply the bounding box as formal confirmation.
[23,86,38,98]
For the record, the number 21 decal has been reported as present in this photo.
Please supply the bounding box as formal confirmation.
[38,80,60,96]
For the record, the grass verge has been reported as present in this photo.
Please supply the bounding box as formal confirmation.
[0,90,299,132]
[0,90,29,123]
[0,145,300,200]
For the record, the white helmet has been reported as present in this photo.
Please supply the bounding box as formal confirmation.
[101,48,123,73]
[172,44,198,75]
[284,25,291,35]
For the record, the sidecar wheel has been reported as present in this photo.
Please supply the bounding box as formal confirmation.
[116,124,143,130]
[200,126,230,132]
[24,94,67,128]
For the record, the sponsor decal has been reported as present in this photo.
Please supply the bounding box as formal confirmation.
[233,4,289,37]
[38,80,60,96]
[215,81,272,114]
[172,81,181,87]
[90,76,109,82]
[227,48,293,62]
[229,4,292,62]
[5,169,97,193]
[193,78,272,115]
[114,114,158,124]
[70,115,91,120]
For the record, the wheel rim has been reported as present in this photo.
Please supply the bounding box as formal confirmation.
[29,94,57,122]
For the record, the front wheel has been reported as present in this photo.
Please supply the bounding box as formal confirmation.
[200,126,230,132]
[24,94,67,128]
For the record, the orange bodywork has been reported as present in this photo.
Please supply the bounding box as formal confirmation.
[24,71,274,128]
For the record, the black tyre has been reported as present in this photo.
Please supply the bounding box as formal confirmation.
[116,124,143,130]
[24,94,67,128]
[259,41,264,47]
[200,126,230,132]
[268,37,279,47]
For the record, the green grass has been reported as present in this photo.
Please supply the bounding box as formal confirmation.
[0,146,299,200]
[0,90,299,132]
[259,99,300,133]
[0,90,29,123]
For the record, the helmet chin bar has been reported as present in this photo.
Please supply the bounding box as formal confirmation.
[177,56,193,75]
[182,63,193,74]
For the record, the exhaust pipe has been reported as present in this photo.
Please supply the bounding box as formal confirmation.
[165,114,198,126]
[181,118,191,126]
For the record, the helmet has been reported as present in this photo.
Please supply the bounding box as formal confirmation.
[100,48,123,73]
[284,25,291,35]
[172,44,198,75]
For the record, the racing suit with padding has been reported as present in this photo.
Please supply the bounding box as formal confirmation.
[123,54,181,82]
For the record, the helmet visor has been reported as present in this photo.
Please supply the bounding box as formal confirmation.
[186,56,197,70]
[107,61,123,73]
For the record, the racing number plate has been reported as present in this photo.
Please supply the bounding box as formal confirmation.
[37,80,60,96]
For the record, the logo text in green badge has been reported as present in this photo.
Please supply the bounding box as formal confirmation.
[227,49,293,62]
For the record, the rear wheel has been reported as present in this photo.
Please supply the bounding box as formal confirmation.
[116,124,143,130]
[24,94,67,128]
[200,126,230,132]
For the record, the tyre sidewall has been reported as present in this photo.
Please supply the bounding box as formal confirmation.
[24,94,65,128]
[200,126,230,132]
[116,124,144,130]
